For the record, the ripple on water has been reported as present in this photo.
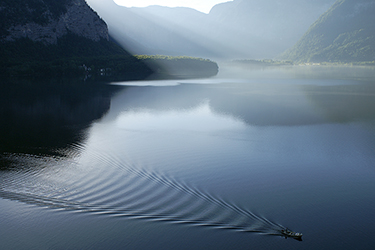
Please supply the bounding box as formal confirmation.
[0,147,292,238]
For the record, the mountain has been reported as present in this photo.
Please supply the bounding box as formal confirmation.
[0,0,108,44]
[208,0,335,57]
[282,0,375,63]
[86,1,218,57]
[86,0,335,59]
[0,0,152,77]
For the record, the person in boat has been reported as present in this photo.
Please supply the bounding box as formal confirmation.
[280,228,303,241]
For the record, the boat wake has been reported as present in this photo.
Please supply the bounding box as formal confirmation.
[0,150,298,239]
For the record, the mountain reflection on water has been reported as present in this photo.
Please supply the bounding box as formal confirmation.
[0,79,122,158]
[1,68,375,250]
[109,78,375,127]
[0,78,292,243]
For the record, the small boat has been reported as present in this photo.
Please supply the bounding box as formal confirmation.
[280,228,303,241]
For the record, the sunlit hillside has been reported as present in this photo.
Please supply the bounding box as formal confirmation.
[283,0,375,63]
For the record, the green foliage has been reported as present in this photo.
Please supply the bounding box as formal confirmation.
[0,32,153,78]
[135,55,219,77]
[320,61,375,66]
[283,0,375,63]
[232,59,294,66]
[135,55,213,62]
[1,54,153,78]
[0,34,218,78]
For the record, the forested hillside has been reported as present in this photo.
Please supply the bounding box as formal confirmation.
[282,0,375,63]
[0,0,152,77]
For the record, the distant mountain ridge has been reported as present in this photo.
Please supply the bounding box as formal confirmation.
[87,0,335,59]
[208,0,335,50]
[282,0,375,62]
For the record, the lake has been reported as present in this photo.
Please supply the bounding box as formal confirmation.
[1,66,375,249]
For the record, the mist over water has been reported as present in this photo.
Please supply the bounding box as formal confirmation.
[2,0,375,248]
[86,0,335,59]
[1,66,375,249]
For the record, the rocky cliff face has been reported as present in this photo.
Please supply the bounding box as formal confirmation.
[1,0,108,44]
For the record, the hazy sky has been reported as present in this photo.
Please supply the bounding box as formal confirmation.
[113,0,233,13]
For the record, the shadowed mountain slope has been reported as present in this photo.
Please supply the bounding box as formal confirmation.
[0,0,153,77]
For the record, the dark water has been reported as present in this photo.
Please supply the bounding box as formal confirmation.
[1,67,375,249]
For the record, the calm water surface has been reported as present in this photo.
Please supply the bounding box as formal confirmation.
[1,67,375,249]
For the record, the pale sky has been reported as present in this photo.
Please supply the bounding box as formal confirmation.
[113,0,233,14]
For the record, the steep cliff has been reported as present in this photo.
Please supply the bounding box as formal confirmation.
[0,0,154,77]
[0,0,108,44]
